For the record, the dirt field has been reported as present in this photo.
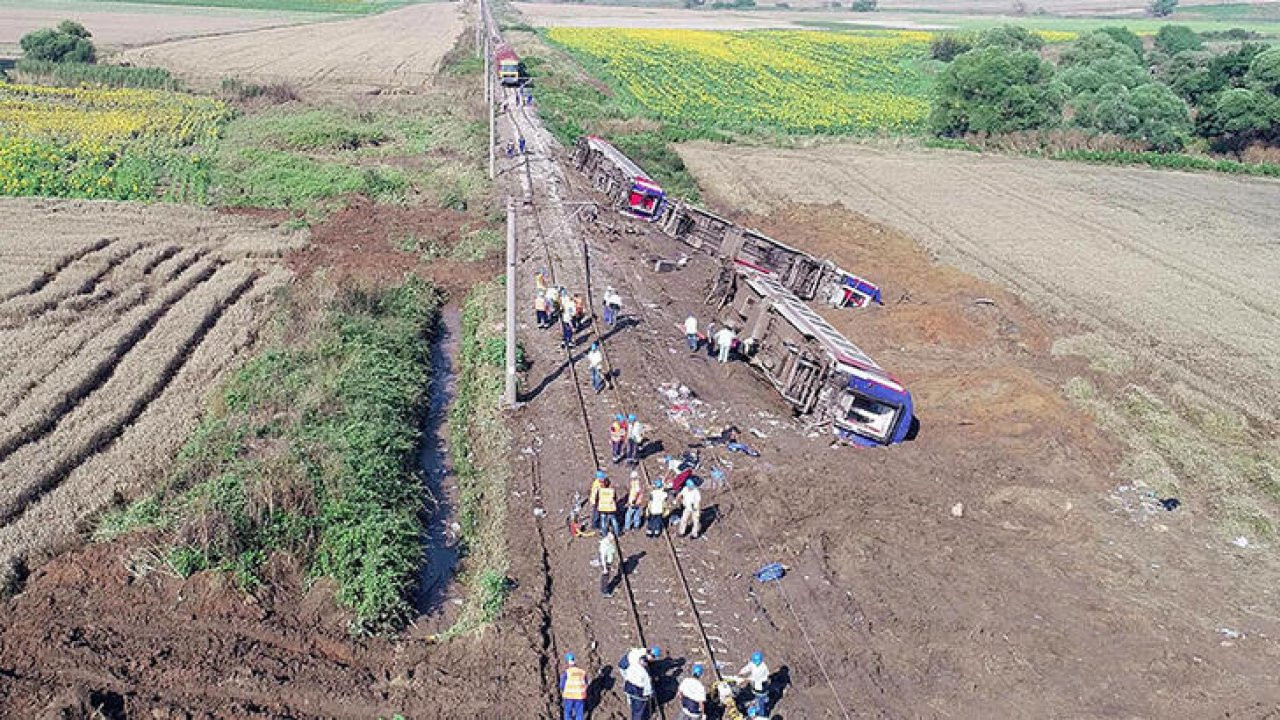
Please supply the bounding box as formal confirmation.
[677,143,1280,428]
[0,1,325,55]
[0,198,297,593]
[120,2,467,93]
[511,0,1267,28]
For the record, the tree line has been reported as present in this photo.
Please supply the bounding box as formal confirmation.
[930,24,1280,156]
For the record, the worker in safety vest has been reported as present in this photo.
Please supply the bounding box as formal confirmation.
[560,652,589,720]
[596,476,620,538]
[624,472,645,532]
[737,651,770,717]
[534,291,549,329]
[572,292,586,330]
[621,646,660,720]
[535,270,548,293]
[677,662,708,720]
[646,478,668,538]
[625,414,644,465]
[587,469,605,532]
[609,413,628,463]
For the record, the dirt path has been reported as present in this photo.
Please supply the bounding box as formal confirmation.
[120,2,466,93]
[677,143,1280,429]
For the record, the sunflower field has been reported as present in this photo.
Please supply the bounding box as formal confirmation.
[545,28,934,135]
[0,82,229,201]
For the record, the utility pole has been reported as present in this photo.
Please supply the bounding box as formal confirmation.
[504,201,519,408]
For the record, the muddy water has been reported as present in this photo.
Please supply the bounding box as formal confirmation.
[414,305,461,617]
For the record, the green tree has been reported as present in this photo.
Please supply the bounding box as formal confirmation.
[1060,55,1149,94]
[1061,31,1141,67]
[930,32,976,62]
[1096,26,1144,58]
[977,25,1045,52]
[1196,87,1279,149]
[18,20,95,63]
[1150,0,1177,17]
[1245,47,1280,95]
[930,46,1064,136]
[1154,25,1203,55]
[1072,82,1190,150]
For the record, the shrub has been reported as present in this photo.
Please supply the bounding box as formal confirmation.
[1150,0,1177,17]
[19,20,95,63]
[1154,25,1203,55]
[1246,47,1280,95]
[849,0,877,10]
[1095,26,1144,58]
[978,25,1044,52]
[1061,30,1142,67]
[930,46,1064,136]
[931,32,976,62]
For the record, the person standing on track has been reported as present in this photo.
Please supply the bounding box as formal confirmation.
[625,414,644,465]
[677,663,708,720]
[560,653,589,720]
[738,651,771,717]
[677,476,703,539]
[609,413,628,464]
[595,475,620,538]
[572,292,586,330]
[561,301,575,349]
[587,341,605,393]
[518,136,526,155]
[646,478,668,538]
[534,290,549,329]
[684,314,700,352]
[588,469,605,532]
[624,471,645,532]
[598,530,618,597]
[621,646,660,720]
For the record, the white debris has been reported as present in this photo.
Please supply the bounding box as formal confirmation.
[1233,536,1251,548]
[951,502,965,518]
[749,428,767,439]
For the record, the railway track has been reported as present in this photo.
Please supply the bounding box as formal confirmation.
[500,91,724,718]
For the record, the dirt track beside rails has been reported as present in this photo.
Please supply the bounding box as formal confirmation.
[120,2,466,93]
[678,142,1280,428]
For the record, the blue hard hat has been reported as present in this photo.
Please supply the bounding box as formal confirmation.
[691,663,703,677]
[650,645,661,659]
[595,470,606,479]
[628,414,636,422]
[615,413,624,421]
[565,652,576,663]
[653,479,663,488]
[751,651,763,664]
[747,708,760,718]
[591,341,599,350]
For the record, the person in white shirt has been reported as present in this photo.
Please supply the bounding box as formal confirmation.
[603,287,623,327]
[560,302,575,349]
[677,479,703,539]
[587,342,605,393]
[738,651,770,716]
[625,414,644,465]
[715,326,736,364]
[683,315,699,352]
[677,663,707,719]
[645,479,668,538]
[622,646,660,720]
[598,531,618,597]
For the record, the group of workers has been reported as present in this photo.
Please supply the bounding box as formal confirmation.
[559,647,774,720]
[683,314,739,364]
[587,449,704,549]
[533,273,588,349]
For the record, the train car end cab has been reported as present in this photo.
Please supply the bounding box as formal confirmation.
[495,45,520,86]
[834,373,914,446]
[625,177,665,220]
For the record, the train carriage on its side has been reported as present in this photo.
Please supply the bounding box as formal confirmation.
[495,44,520,86]
[572,136,666,221]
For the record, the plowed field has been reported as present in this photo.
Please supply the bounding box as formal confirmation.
[119,2,466,93]
[0,198,299,592]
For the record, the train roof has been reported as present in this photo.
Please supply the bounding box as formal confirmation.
[739,268,905,393]
[495,45,518,62]
[584,135,662,192]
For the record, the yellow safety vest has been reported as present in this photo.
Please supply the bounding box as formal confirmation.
[610,422,627,442]
[563,666,588,700]
[597,486,617,513]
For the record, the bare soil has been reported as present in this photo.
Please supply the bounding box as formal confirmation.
[677,142,1280,428]
[119,2,467,94]
[511,0,1259,29]
[0,2,325,55]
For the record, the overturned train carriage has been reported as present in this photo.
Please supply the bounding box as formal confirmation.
[572,136,666,220]
[723,270,914,446]
[659,202,882,308]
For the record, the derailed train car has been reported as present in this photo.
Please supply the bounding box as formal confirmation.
[572,136,666,220]
[723,269,914,446]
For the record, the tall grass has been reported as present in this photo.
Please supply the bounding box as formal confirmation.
[98,277,443,633]
[11,60,179,90]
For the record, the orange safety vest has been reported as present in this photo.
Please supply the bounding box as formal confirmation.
[628,483,643,505]
[609,422,627,442]
[563,666,588,700]
[597,486,617,513]
[534,295,545,311]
